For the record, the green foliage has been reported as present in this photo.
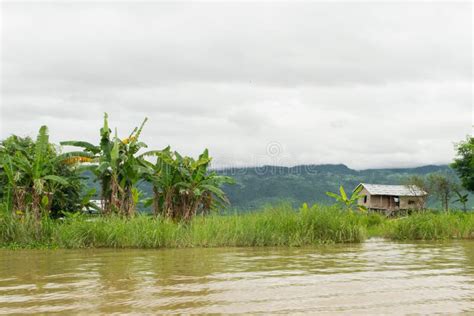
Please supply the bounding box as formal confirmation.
[2,202,473,248]
[451,136,474,193]
[0,127,84,218]
[359,212,387,237]
[0,211,56,245]
[426,172,459,212]
[217,164,471,210]
[2,114,232,222]
[61,113,233,220]
[385,211,474,240]
[0,204,367,248]
[61,113,153,217]
[454,190,469,212]
[326,185,367,212]
[144,147,234,220]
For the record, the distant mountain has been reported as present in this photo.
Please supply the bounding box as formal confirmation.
[82,164,471,211]
[215,164,470,210]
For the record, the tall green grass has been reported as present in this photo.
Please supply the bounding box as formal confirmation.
[1,205,473,249]
[385,211,474,240]
[0,204,365,248]
[0,207,57,248]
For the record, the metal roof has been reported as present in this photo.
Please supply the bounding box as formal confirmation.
[356,183,427,196]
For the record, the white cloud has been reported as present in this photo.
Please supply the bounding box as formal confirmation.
[1,2,472,169]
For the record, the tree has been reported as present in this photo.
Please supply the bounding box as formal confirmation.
[61,113,152,217]
[0,127,84,219]
[326,185,367,212]
[403,175,429,210]
[451,136,474,193]
[144,147,234,220]
[453,189,469,212]
[426,173,459,212]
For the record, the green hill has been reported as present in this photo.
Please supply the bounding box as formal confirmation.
[216,164,471,211]
[82,164,472,211]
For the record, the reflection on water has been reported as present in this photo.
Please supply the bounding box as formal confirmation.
[0,239,473,314]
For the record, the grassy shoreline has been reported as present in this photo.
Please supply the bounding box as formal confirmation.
[1,205,473,249]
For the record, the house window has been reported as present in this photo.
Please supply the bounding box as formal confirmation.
[408,200,415,205]
[364,196,367,203]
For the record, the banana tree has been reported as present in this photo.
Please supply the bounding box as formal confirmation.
[61,113,151,216]
[142,146,177,217]
[0,154,17,212]
[0,135,34,213]
[454,190,469,212]
[326,185,367,212]
[0,126,73,219]
[145,147,234,220]
[177,149,234,220]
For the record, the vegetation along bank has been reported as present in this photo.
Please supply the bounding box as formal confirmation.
[0,114,473,248]
[1,204,474,249]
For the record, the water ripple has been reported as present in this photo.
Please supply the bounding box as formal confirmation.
[0,239,473,314]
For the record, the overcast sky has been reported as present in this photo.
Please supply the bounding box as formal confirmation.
[1,2,472,169]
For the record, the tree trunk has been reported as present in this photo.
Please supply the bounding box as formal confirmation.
[152,186,160,217]
[101,181,110,216]
[44,192,53,213]
[165,190,174,219]
[123,186,135,217]
[443,194,449,212]
[109,176,121,215]
[31,190,41,221]
[12,187,27,215]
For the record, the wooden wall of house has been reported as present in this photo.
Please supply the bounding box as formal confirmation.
[356,186,426,211]
[358,187,371,207]
[400,196,424,210]
[369,195,393,210]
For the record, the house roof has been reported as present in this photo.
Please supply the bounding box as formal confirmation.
[355,183,427,196]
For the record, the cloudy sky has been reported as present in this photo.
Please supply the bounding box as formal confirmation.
[1,2,472,169]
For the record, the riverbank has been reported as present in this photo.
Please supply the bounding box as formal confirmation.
[1,205,473,249]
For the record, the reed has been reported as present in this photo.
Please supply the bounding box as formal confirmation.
[2,205,473,249]
[0,204,366,248]
[385,211,474,240]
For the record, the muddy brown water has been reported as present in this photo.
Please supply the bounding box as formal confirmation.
[0,239,473,315]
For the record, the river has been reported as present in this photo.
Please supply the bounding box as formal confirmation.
[0,239,473,314]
